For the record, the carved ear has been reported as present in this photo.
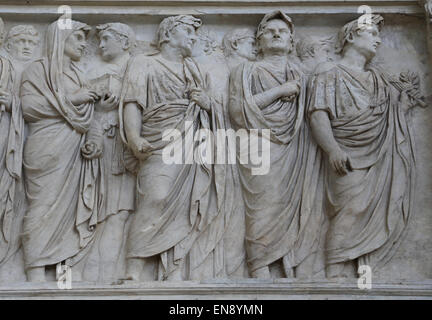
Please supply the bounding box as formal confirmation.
[346,31,355,44]
[231,40,239,51]
[5,41,11,52]
[123,38,130,51]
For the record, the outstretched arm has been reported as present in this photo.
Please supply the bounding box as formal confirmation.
[310,110,352,176]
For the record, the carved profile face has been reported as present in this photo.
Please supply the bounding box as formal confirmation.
[258,19,292,54]
[235,36,257,61]
[348,24,381,60]
[64,29,87,61]
[99,30,125,62]
[167,23,197,57]
[6,33,39,61]
[191,36,209,57]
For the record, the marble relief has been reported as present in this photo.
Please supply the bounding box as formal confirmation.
[0,9,429,284]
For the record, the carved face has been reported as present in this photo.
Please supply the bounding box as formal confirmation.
[191,36,210,57]
[7,34,39,61]
[64,30,87,61]
[258,19,292,54]
[167,23,197,57]
[99,30,126,61]
[235,36,257,61]
[350,24,381,60]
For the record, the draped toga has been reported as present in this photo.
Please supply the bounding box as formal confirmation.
[20,21,96,269]
[119,54,234,279]
[229,60,323,274]
[307,64,415,270]
[0,56,24,266]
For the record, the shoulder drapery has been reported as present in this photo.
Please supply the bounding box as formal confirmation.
[119,54,237,279]
[20,20,97,269]
[229,60,324,274]
[307,65,416,270]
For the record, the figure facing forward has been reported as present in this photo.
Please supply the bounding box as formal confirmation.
[229,11,323,279]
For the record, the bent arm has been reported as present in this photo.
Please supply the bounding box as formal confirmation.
[310,110,341,155]
[253,86,283,109]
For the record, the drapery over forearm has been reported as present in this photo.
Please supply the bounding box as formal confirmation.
[21,81,56,123]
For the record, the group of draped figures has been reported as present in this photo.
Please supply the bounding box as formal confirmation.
[0,11,426,283]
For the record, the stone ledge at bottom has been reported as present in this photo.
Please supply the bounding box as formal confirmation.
[0,279,431,299]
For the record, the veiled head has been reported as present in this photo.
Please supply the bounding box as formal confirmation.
[46,19,91,64]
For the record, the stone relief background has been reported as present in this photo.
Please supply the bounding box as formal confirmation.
[0,1,431,289]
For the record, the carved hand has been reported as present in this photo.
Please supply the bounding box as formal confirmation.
[329,148,352,176]
[81,140,103,159]
[399,89,425,112]
[68,89,100,105]
[96,92,119,112]
[0,90,13,112]
[190,88,211,112]
[130,136,154,161]
[279,80,301,101]
[399,90,412,112]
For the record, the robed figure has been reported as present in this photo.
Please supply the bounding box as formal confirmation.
[308,15,419,277]
[229,11,323,278]
[20,20,99,281]
[120,15,236,281]
[0,28,25,272]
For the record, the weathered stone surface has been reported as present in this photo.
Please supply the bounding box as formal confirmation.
[0,0,430,299]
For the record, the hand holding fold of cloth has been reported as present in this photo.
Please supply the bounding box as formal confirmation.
[82,116,104,159]
[280,79,301,103]
[0,89,12,112]
[68,88,100,105]
[81,141,103,159]
[189,87,212,113]
[129,136,154,161]
[329,147,352,176]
